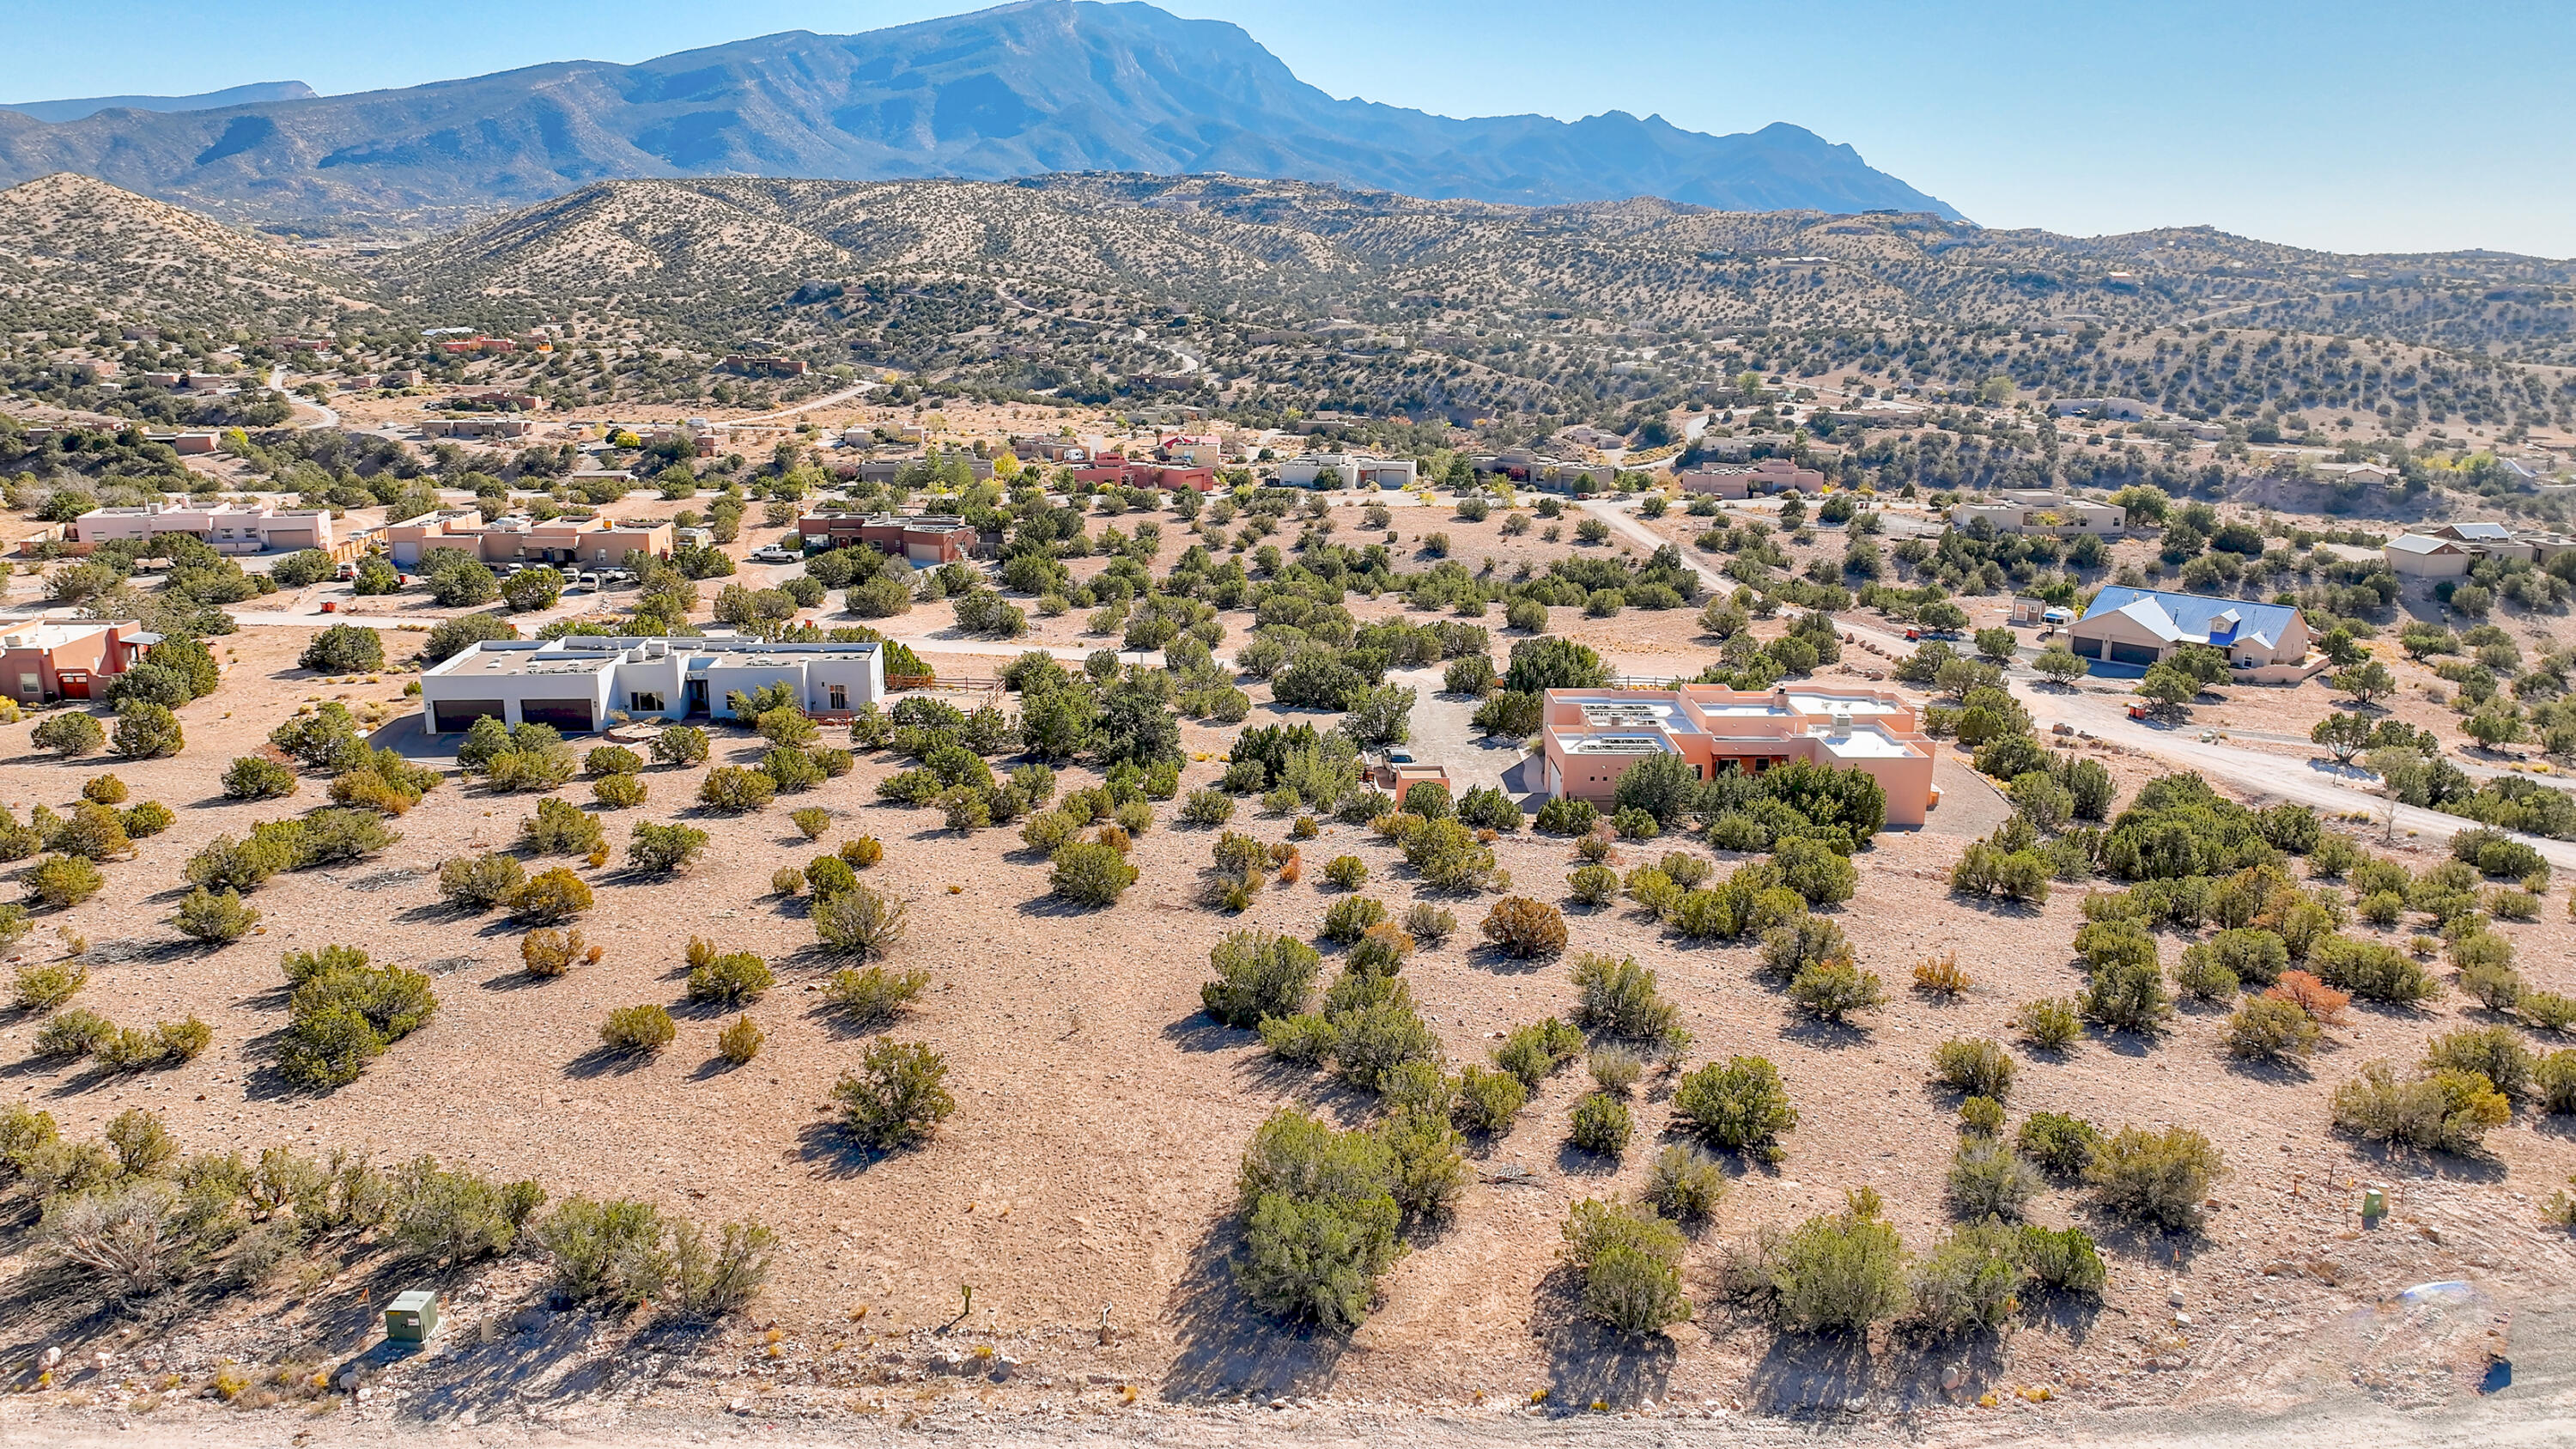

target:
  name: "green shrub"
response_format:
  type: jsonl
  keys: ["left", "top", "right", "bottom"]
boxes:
{"left": 1321, "top": 855, "right": 1368, "bottom": 889}
{"left": 1947, "top": 1138, "right": 2039, "bottom": 1221}
{"left": 1560, "top": 1198, "right": 1692, "bottom": 1334}
{"left": 2312, "top": 935, "right": 2440, "bottom": 1003}
{"left": 222, "top": 755, "right": 300, "bottom": 801}
{"left": 1049, "top": 841, "right": 1138, "bottom": 906}
{"left": 1644, "top": 1145, "right": 1729, "bottom": 1221}
{"left": 599, "top": 1004, "right": 677, "bottom": 1054}
{"left": 506, "top": 868, "right": 593, "bottom": 923}
{"left": 437, "top": 852, "right": 526, "bottom": 910}
{"left": 832, "top": 1040, "right": 956, "bottom": 1149}
{"left": 106, "top": 703, "right": 185, "bottom": 759}
{"left": 1569, "top": 1093, "right": 1633, "bottom": 1155}
{"left": 841, "top": 836, "right": 884, "bottom": 868}
{"left": 2535, "top": 1050, "right": 2576, "bottom": 1113}
{"left": 1233, "top": 1110, "right": 1405, "bottom": 1329}
{"left": 1451, "top": 1065, "right": 1528, "bottom": 1133}
{"left": 698, "top": 766, "right": 776, "bottom": 813}
{"left": 519, "top": 797, "right": 606, "bottom": 855}
{"left": 585, "top": 745, "right": 644, "bottom": 776}
{"left": 2171, "top": 947, "right": 2239, "bottom": 1003}
{"left": 2523, "top": 992, "right": 2576, "bottom": 1034}
{"left": 2016, "top": 1111, "right": 2103, "bottom": 1176}
{"left": 1929, "top": 1038, "right": 2016, "bottom": 1099}
{"left": 2014, "top": 997, "right": 2082, "bottom": 1051}
{"left": 1320, "top": 894, "right": 1387, "bottom": 943}
{"left": 1493, "top": 1018, "right": 1583, "bottom": 1088}
{"left": 1178, "top": 788, "right": 1235, "bottom": 827}
{"left": 814, "top": 884, "right": 908, "bottom": 959}
{"left": 2019, "top": 1224, "right": 2108, "bottom": 1294}
{"left": 1789, "top": 959, "right": 1886, "bottom": 1022}
{"left": 649, "top": 725, "right": 710, "bottom": 764}
{"left": 31, "top": 711, "right": 106, "bottom": 757}
{"left": 717, "top": 1014, "right": 764, "bottom": 1065}
{"left": 627, "top": 820, "right": 709, "bottom": 874}
{"left": 1908, "top": 1221, "right": 2026, "bottom": 1338}
{"left": 35, "top": 1008, "right": 115, "bottom": 1058}
{"left": 2082, "top": 959, "right": 2172, "bottom": 1033}
{"left": 12, "top": 961, "right": 86, "bottom": 1012}
{"left": 2423, "top": 1025, "right": 2536, "bottom": 1100}
{"left": 1673, "top": 1055, "right": 1797, "bottom": 1160}
{"left": 2225, "top": 995, "right": 2323, "bottom": 1062}
{"left": 173, "top": 887, "right": 259, "bottom": 943}
{"left": 2087, "top": 1125, "right": 2226, "bottom": 1228}
{"left": 1958, "top": 1095, "right": 2007, "bottom": 1135}
{"left": 118, "top": 801, "right": 173, "bottom": 838}
{"left": 687, "top": 951, "right": 775, "bottom": 1006}
{"left": 822, "top": 965, "right": 930, "bottom": 1026}
{"left": 1766, "top": 1196, "right": 1907, "bottom": 1333}
{"left": 1534, "top": 798, "right": 1598, "bottom": 836}
{"left": 1203, "top": 931, "right": 1321, "bottom": 1027}
{"left": 25, "top": 854, "right": 104, "bottom": 908}
{"left": 392, "top": 1156, "right": 544, "bottom": 1263}
{"left": 1566, "top": 863, "right": 1619, "bottom": 905}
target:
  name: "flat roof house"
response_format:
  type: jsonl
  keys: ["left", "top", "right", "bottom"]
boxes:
{"left": 2067, "top": 588, "right": 2318, "bottom": 681}
{"left": 74, "top": 502, "right": 335, "bottom": 555}
{"left": 1538, "top": 685, "right": 1939, "bottom": 827}
{"left": 1677, "top": 458, "right": 1826, "bottom": 498}
{"left": 381, "top": 512, "right": 674, "bottom": 568}
{"left": 1274, "top": 452, "right": 1418, "bottom": 490}
{"left": 419, "top": 636, "right": 886, "bottom": 735}
{"left": 796, "top": 512, "right": 979, "bottom": 564}
{"left": 0, "top": 622, "right": 155, "bottom": 704}
{"left": 1950, "top": 490, "right": 2123, "bottom": 537}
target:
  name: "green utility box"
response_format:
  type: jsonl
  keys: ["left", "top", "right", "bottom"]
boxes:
{"left": 385, "top": 1289, "right": 440, "bottom": 1343}
{"left": 2361, "top": 1188, "right": 2387, "bottom": 1222}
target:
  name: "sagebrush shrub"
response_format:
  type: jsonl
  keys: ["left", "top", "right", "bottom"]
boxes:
{"left": 519, "top": 928, "right": 592, "bottom": 977}
{"left": 841, "top": 836, "right": 884, "bottom": 868}
{"left": 2225, "top": 995, "right": 2321, "bottom": 1062}
{"left": 687, "top": 951, "right": 774, "bottom": 1005}
{"left": 438, "top": 853, "right": 525, "bottom": 910}
{"left": 1451, "top": 1065, "right": 1527, "bottom": 1133}
{"left": 1644, "top": 1145, "right": 1728, "bottom": 1221}
{"left": 1766, "top": 1197, "right": 1907, "bottom": 1333}
{"left": 173, "top": 887, "right": 260, "bottom": 943}
{"left": 1912, "top": 952, "right": 1971, "bottom": 995}
{"left": 1479, "top": 897, "right": 1567, "bottom": 958}
{"left": 2423, "top": 1025, "right": 2536, "bottom": 1100}
{"left": 1673, "top": 1056, "right": 1797, "bottom": 1160}
{"left": 717, "top": 1014, "right": 764, "bottom": 1065}
{"left": 1929, "top": 1038, "right": 2017, "bottom": 1099}
{"left": 599, "top": 1005, "right": 676, "bottom": 1055}
{"left": 814, "top": 884, "right": 908, "bottom": 958}
{"left": 1320, "top": 894, "right": 1387, "bottom": 943}
{"left": 1908, "top": 1221, "right": 2025, "bottom": 1338}
{"left": 1559, "top": 1198, "right": 1691, "bottom": 1334}
{"left": 823, "top": 965, "right": 929, "bottom": 1026}
{"left": 1947, "top": 1139, "right": 2039, "bottom": 1221}
{"left": 2017, "top": 1111, "right": 2102, "bottom": 1176}
{"left": 2087, "top": 1125, "right": 2226, "bottom": 1228}
{"left": 1565, "top": 864, "right": 1619, "bottom": 906}
{"left": 507, "top": 868, "right": 593, "bottom": 924}
{"left": 1569, "top": 1093, "right": 1633, "bottom": 1155}
{"left": 11, "top": 962, "right": 85, "bottom": 1013}
{"left": 832, "top": 1040, "right": 956, "bottom": 1148}
{"left": 1322, "top": 855, "right": 1368, "bottom": 889}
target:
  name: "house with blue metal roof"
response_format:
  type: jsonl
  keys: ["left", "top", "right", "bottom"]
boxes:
{"left": 2067, "top": 587, "right": 2321, "bottom": 682}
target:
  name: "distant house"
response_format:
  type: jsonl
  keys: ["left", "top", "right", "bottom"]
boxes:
{"left": 0, "top": 622, "right": 155, "bottom": 705}
{"left": 1157, "top": 433, "right": 1224, "bottom": 466}
{"left": 720, "top": 356, "right": 808, "bottom": 378}
{"left": 419, "top": 636, "right": 885, "bottom": 734}
{"left": 797, "top": 512, "right": 978, "bottom": 565}
{"left": 2383, "top": 533, "right": 2475, "bottom": 578}
{"left": 382, "top": 511, "right": 672, "bottom": 568}
{"left": 75, "top": 502, "right": 335, "bottom": 555}
{"left": 1538, "top": 685, "right": 1939, "bottom": 827}
{"left": 2049, "top": 397, "right": 2151, "bottom": 421}
{"left": 418, "top": 417, "right": 535, "bottom": 440}
{"left": 1678, "top": 458, "right": 1827, "bottom": 498}
{"left": 1949, "top": 490, "right": 2123, "bottom": 537}
{"left": 1072, "top": 455, "right": 1216, "bottom": 491}
{"left": 1274, "top": 452, "right": 1417, "bottom": 489}
{"left": 2067, "top": 587, "right": 2317, "bottom": 680}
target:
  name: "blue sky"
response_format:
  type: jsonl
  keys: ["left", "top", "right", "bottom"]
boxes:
{"left": 9, "top": 0, "right": 2573, "bottom": 257}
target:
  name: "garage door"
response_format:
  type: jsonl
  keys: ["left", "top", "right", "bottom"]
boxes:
{"left": 2108, "top": 642, "right": 2162, "bottom": 667}
{"left": 432, "top": 698, "right": 505, "bottom": 733}
{"left": 518, "top": 697, "right": 595, "bottom": 732}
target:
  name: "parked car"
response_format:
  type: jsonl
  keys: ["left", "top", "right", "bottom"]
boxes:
{"left": 747, "top": 545, "right": 797, "bottom": 563}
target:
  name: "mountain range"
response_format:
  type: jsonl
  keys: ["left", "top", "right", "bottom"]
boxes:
{"left": 0, "top": 81, "right": 315, "bottom": 125}
{"left": 0, "top": 1, "right": 1958, "bottom": 226}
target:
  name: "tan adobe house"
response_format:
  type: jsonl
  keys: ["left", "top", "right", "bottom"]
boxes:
{"left": 0, "top": 622, "right": 155, "bottom": 704}
{"left": 1538, "top": 685, "right": 1939, "bottom": 826}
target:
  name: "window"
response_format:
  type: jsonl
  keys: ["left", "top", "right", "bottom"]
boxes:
{"left": 629, "top": 691, "right": 665, "bottom": 712}
{"left": 827, "top": 684, "right": 848, "bottom": 711}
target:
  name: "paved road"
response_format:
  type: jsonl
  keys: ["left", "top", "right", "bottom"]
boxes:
{"left": 270, "top": 366, "right": 341, "bottom": 429}
{"left": 730, "top": 381, "right": 878, "bottom": 424}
